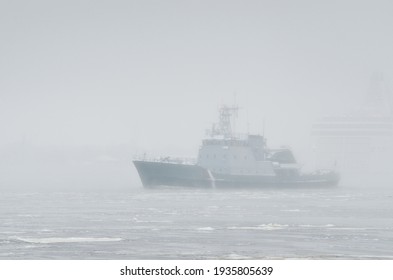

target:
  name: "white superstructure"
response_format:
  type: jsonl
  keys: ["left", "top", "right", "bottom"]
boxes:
{"left": 312, "top": 74, "right": 393, "bottom": 183}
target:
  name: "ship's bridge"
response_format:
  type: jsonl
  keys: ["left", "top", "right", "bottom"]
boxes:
{"left": 197, "top": 134, "right": 271, "bottom": 175}
{"left": 202, "top": 138, "right": 248, "bottom": 147}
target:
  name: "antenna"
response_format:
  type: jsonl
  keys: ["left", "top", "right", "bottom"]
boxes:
{"left": 209, "top": 105, "right": 239, "bottom": 138}
{"left": 246, "top": 109, "right": 249, "bottom": 134}
{"left": 233, "top": 92, "right": 237, "bottom": 134}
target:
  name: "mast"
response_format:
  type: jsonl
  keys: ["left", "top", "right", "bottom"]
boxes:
{"left": 209, "top": 105, "right": 239, "bottom": 139}
{"left": 363, "top": 72, "right": 392, "bottom": 116}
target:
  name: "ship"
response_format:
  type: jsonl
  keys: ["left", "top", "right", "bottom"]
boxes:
{"left": 133, "top": 105, "right": 339, "bottom": 188}
{"left": 311, "top": 73, "right": 393, "bottom": 184}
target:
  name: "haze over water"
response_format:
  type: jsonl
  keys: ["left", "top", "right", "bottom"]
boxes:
{"left": 1, "top": 1, "right": 393, "bottom": 260}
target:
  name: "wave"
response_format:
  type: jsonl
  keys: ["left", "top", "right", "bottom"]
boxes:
{"left": 228, "top": 223, "right": 288, "bottom": 231}
{"left": 298, "top": 224, "right": 377, "bottom": 231}
{"left": 224, "top": 253, "right": 252, "bottom": 259}
{"left": 299, "top": 224, "right": 335, "bottom": 228}
{"left": 197, "top": 227, "right": 214, "bottom": 231}
{"left": 14, "top": 237, "right": 123, "bottom": 244}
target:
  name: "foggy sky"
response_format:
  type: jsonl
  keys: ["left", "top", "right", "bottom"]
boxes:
{"left": 1, "top": 1, "right": 393, "bottom": 173}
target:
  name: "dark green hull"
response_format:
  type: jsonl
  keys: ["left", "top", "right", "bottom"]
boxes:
{"left": 133, "top": 161, "right": 213, "bottom": 188}
{"left": 133, "top": 161, "right": 340, "bottom": 188}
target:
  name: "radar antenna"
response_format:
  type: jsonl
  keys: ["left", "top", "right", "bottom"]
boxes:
{"left": 210, "top": 105, "right": 239, "bottom": 138}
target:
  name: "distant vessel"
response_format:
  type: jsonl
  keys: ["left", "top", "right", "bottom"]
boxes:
{"left": 312, "top": 73, "right": 393, "bottom": 184}
{"left": 134, "top": 105, "right": 339, "bottom": 188}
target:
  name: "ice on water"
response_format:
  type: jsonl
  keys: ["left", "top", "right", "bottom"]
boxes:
{"left": 0, "top": 186, "right": 392, "bottom": 259}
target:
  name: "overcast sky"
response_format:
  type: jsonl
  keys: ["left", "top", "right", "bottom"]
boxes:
{"left": 1, "top": 0, "right": 393, "bottom": 156}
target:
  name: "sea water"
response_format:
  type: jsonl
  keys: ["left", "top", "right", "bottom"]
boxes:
{"left": 0, "top": 185, "right": 392, "bottom": 259}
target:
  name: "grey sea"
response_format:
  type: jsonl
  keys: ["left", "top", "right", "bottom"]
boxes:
{"left": 1, "top": 185, "right": 392, "bottom": 260}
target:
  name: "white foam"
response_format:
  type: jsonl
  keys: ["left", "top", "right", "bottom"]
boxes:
{"left": 228, "top": 223, "right": 288, "bottom": 231}
{"left": 225, "top": 253, "right": 251, "bottom": 259}
{"left": 197, "top": 227, "right": 214, "bottom": 231}
{"left": 131, "top": 217, "right": 172, "bottom": 223}
{"left": 15, "top": 237, "right": 122, "bottom": 244}
{"left": 328, "top": 227, "right": 369, "bottom": 231}
{"left": 300, "top": 224, "right": 335, "bottom": 228}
